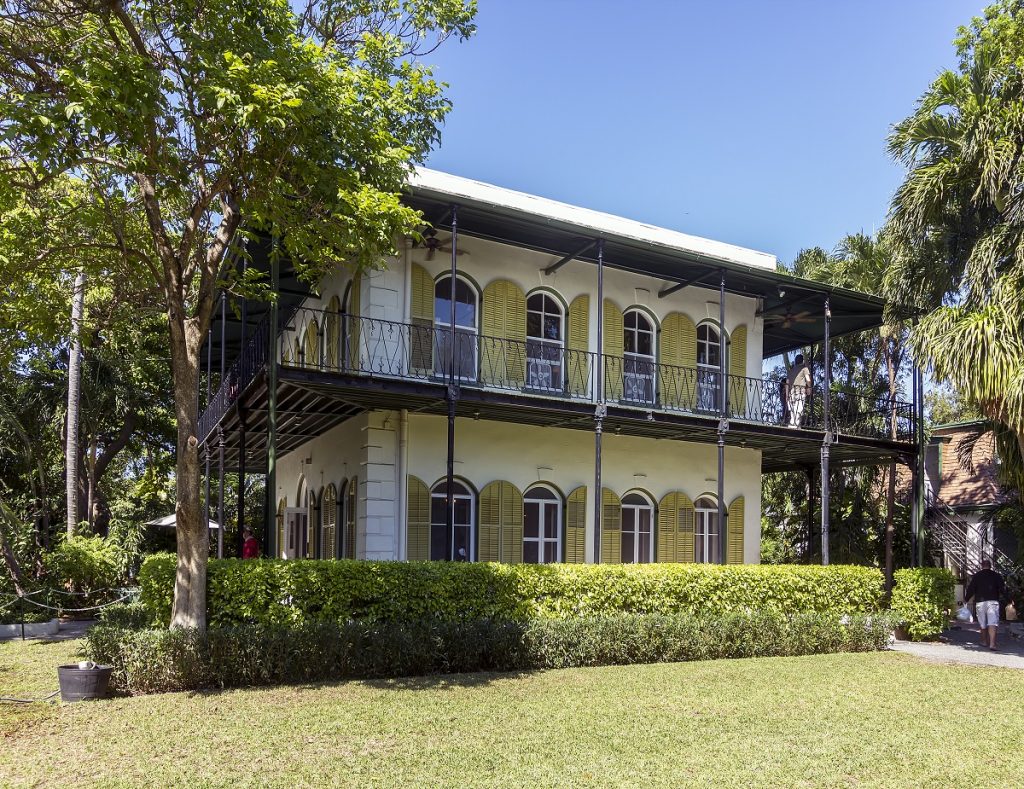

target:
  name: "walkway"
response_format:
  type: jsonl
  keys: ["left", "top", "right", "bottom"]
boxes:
{"left": 892, "top": 622, "right": 1024, "bottom": 669}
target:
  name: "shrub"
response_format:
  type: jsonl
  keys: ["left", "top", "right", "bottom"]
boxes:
{"left": 890, "top": 568, "right": 956, "bottom": 641}
{"left": 43, "top": 535, "right": 125, "bottom": 605}
{"left": 97, "top": 601, "right": 153, "bottom": 630}
{"left": 86, "top": 611, "right": 894, "bottom": 695}
{"left": 139, "top": 554, "right": 885, "bottom": 627}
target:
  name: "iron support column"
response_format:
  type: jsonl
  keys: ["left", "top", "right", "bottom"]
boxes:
{"left": 237, "top": 258, "right": 248, "bottom": 557}
{"left": 265, "top": 240, "right": 280, "bottom": 558}
{"left": 717, "top": 269, "right": 727, "bottom": 564}
{"left": 203, "top": 329, "right": 212, "bottom": 538}
{"left": 820, "top": 297, "right": 832, "bottom": 565}
{"left": 445, "top": 204, "right": 459, "bottom": 560}
{"left": 217, "top": 293, "right": 227, "bottom": 558}
{"left": 593, "top": 238, "right": 605, "bottom": 564}
{"left": 911, "top": 360, "right": 926, "bottom": 566}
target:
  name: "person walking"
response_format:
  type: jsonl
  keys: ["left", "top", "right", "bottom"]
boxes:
{"left": 786, "top": 354, "right": 811, "bottom": 428}
{"left": 965, "top": 559, "right": 1005, "bottom": 650}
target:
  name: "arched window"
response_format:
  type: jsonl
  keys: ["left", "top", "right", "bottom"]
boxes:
{"left": 523, "top": 485, "right": 561, "bottom": 563}
{"left": 621, "top": 492, "right": 654, "bottom": 563}
{"left": 342, "top": 478, "right": 357, "bottom": 559}
{"left": 434, "top": 275, "right": 478, "bottom": 381}
{"left": 526, "top": 293, "right": 564, "bottom": 391}
{"left": 623, "top": 309, "right": 656, "bottom": 404}
{"left": 430, "top": 479, "right": 475, "bottom": 561}
{"left": 697, "top": 323, "right": 722, "bottom": 411}
{"left": 321, "top": 484, "right": 337, "bottom": 559}
{"left": 695, "top": 496, "right": 723, "bottom": 563}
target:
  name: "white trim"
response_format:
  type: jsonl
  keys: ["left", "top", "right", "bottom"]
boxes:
{"left": 523, "top": 484, "right": 562, "bottom": 564}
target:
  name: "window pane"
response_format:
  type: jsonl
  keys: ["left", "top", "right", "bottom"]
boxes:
{"left": 430, "top": 524, "right": 447, "bottom": 561}
{"left": 637, "top": 331, "right": 652, "bottom": 356}
{"left": 625, "top": 311, "right": 637, "bottom": 329}
{"left": 527, "top": 294, "right": 545, "bottom": 311}
{"left": 524, "top": 503, "right": 539, "bottom": 538}
{"left": 454, "top": 498, "right": 471, "bottom": 525}
{"left": 527, "top": 487, "right": 556, "bottom": 501}
{"left": 544, "top": 315, "right": 561, "bottom": 341}
{"left": 622, "top": 508, "right": 636, "bottom": 534}
{"left": 638, "top": 532, "right": 651, "bottom": 563}
{"left": 544, "top": 505, "right": 558, "bottom": 538}
{"left": 623, "top": 494, "right": 647, "bottom": 507}
{"left": 524, "top": 541, "right": 539, "bottom": 563}
{"left": 543, "top": 542, "right": 558, "bottom": 563}
{"left": 454, "top": 525, "right": 471, "bottom": 561}
{"left": 621, "top": 532, "right": 635, "bottom": 563}
{"left": 638, "top": 509, "right": 651, "bottom": 533}
{"left": 431, "top": 497, "right": 445, "bottom": 524}
{"left": 624, "top": 329, "right": 636, "bottom": 354}
{"left": 527, "top": 312, "right": 542, "bottom": 337}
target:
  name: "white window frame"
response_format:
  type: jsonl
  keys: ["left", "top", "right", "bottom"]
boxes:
{"left": 434, "top": 275, "right": 479, "bottom": 383}
{"left": 526, "top": 292, "right": 565, "bottom": 392}
{"left": 696, "top": 322, "right": 723, "bottom": 412}
{"left": 695, "top": 496, "right": 722, "bottom": 564}
{"left": 623, "top": 309, "right": 656, "bottom": 405}
{"left": 621, "top": 492, "right": 654, "bottom": 563}
{"left": 430, "top": 480, "right": 476, "bottom": 561}
{"left": 523, "top": 485, "right": 562, "bottom": 563}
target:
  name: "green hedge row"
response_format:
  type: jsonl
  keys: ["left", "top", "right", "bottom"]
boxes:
{"left": 890, "top": 567, "right": 956, "bottom": 641}
{"left": 139, "top": 555, "right": 886, "bottom": 626}
{"left": 86, "top": 611, "right": 895, "bottom": 694}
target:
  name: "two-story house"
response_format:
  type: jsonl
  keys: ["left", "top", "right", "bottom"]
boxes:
{"left": 199, "top": 170, "right": 920, "bottom": 566}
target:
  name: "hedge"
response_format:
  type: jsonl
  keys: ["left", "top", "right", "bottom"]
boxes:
{"left": 139, "top": 554, "right": 885, "bottom": 626}
{"left": 890, "top": 567, "right": 956, "bottom": 641}
{"left": 86, "top": 611, "right": 895, "bottom": 695}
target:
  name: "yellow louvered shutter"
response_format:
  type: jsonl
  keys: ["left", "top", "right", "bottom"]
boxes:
{"left": 325, "top": 296, "right": 341, "bottom": 371}
{"left": 481, "top": 280, "right": 527, "bottom": 387}
{"left": 281, "top": 341, "right": 291, "bottom": 365}
{"left": 602, "top": 299, "right": 624, "bottom": 401}
{"left": 308, "top": 489, "right": 319, "bottom": 558}
{"left": 660, "top": 312, "right": 698, "bottom": 410}
{"left": 304, "top": 317, "right": 320, "bottom": 370}
{"left": 657, "top": 491, "right": 696, "bottom": 562}
{"left": 406, "top": 475, "right": 430, "bottom": 561}
{"left": 600, "top": 488, "right": 621, "bottom": 564}
{"left": 565, "top": 486, "right": 587, "bottom": 563}
{"left": 567, "top": 295, "right": 590, "bottom": 397}
{"left": 292, "top": 338, "right": 301, "bottom": 367}
{"left": 346, "top": 273, "right": 361, "bottom": 371}
{"left": 322, "top": 484, "right": 337, "bottom": 559}
{"left": 410, "top": 263, "right": 434, "bottom": 374}
{"left": 479, "top": 481, "right": 524, "bottom": 563}
{"left": 728, "top": 325, "right": 748, "bottom": 418}
{"left": 727, "top": 495, "right": 745, "bottom": 564}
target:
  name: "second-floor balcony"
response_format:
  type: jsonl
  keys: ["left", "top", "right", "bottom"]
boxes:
{"left": 199, "top": 306, "right": 916, "bottom": 447}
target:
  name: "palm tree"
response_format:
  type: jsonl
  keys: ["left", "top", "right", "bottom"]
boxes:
{"left": 885, "top": 0, "right": 1024, "bottom": 486}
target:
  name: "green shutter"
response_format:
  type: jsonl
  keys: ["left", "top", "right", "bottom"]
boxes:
{"left": 276, "top": 498, "right": 286, "bottom": 560}
{"left": 727, "top": 495, "right": 745, "bottom": 565}
{"left": 657, "top": 491, "right": 695, "bottom": 563}
{"left": 407, "top": 475, "right": 430, "bottom": 561}
{"left": 308, "top": 489, "right": 320, "bottom": 558}
{"left": 345, "top": 477, "right": 357, "bottom": 559}
{"left": 480, "top": 480, "right": 523, "bottom": 563}
{"left": 600, "top": 488, "right": 621, "bottom": 564}
{"left": 728, "top": 325, "right": 748, "bottom": 418}
{"left": 325, "top": 296, "right": 341, "bottom": 370}
{"left": 565, "top": 486, "right": 587, "bottom": 563}
{"left": 659, "top": 312, "right": 698, "bottom": 410}
{"left": 567, "top": 295, "right": 590, "bottom": 397}
{"left": 603, "top": 299, "right": 624, "bottom": 401}
{"left": 410, "top": 263, "right": 434, "bottom": 374}
{"left": 481, "top": 280, "right": 527, "bottom": 387}
{"left": 346, "top": 273, "right": 361, "bottom": 371}
{"left": 304, "top": 317, "right": 320, "bottom": 370}
{"left": 322, "top": 484, "right": 337, "bottom": 559}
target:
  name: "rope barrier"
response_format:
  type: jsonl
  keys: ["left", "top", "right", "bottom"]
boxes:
{"left": 19, "top": 591, "right": 134, "bottom": 614}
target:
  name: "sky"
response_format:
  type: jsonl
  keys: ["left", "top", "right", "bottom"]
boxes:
{"left": 423, "top": 1, "right": 987, "bottom": 266}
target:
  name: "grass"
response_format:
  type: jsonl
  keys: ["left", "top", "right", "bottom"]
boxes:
{"left": 2, "top": 636, "right": 1023, "bottom": 788}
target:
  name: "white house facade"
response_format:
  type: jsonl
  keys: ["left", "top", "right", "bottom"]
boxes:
{"left": 199, "top": 170, "right": 921, "bottom": 567}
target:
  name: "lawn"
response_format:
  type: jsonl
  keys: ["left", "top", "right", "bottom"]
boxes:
{"left": 2, "top": 636, "right": 1022, "bottom": 788}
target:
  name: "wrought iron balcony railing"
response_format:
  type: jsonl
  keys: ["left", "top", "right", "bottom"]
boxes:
{"left": 198, "top": 307, "right": 917, "bottom": 444}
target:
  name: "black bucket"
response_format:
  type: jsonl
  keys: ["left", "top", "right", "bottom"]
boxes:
{"left": 57, "top": 664, "right": 113, "bottom": 702}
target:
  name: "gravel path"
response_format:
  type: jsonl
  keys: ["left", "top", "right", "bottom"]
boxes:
{"left": 892, "top": 622, "right": 1024, "bottom": 669}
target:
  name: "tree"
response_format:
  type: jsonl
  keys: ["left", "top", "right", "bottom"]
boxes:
{"left": 65, "top": 270, "right": 85, "bottom": 535}
{"left": 0, "top": 0, "right": 476, "bottom": 628}
{"left": 886, "top": 0, "right": 1024, "bottom": 490}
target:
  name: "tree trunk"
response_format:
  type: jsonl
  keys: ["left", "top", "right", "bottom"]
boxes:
{"left": 168, "top": 310, "right": 207, "bottom": 630}
{"left": 65, "top": 270, "right": 86, "bottom": 536}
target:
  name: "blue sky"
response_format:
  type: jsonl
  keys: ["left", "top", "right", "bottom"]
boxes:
{"left": 424, "top": 1, "right": 986, "bottom": 266}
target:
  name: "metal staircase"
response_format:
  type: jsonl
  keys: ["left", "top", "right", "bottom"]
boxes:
{"left": 925, "top": 497, "right": 1016, "bottom": 582}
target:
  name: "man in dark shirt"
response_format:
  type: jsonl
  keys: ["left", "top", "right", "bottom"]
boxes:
{"left": 965, "top": 559, "right": 1005, "bottom": 650}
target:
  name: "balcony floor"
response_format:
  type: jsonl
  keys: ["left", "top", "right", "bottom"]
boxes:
{"left": 207, "top": 365, "right": 917, "bottom": 475}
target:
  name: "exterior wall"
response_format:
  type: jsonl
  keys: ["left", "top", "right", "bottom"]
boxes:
{"left": 282, "top": 233, "right": 764, "bottom": 375}
{"left": 929, "top": 425, "right": 1005, "bottom": 509}
{"left": 276, "top": 409, "right": 763, "bottom": 564}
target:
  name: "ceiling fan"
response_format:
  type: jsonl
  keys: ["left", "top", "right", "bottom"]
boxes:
{"left": 761, "top": 309, "right": 817, "bottom": 329}
{"left": 417, "top": 228, "right": 470, "bottom": 261}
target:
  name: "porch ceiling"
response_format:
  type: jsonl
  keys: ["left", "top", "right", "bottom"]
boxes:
{"left": 210, "top": 369, "right": 915, "bottom": 475}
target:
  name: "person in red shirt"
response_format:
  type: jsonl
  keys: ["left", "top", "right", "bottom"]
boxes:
{"left": 241, "top": 527, "right": 260, "bottom": 559}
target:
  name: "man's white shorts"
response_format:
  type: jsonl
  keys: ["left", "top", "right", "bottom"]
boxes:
{"left": 977, "top": 600, "right": 1000, "bottom": 629}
